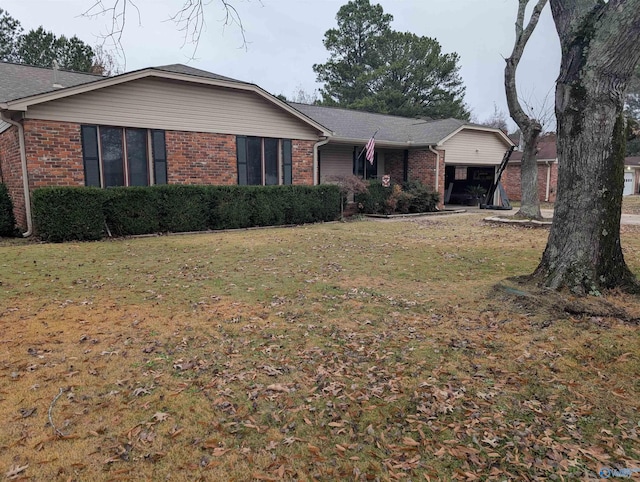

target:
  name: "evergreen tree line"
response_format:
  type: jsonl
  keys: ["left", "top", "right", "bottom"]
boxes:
{"left": 0, "top": 8, "right": 98, "bottom": 73}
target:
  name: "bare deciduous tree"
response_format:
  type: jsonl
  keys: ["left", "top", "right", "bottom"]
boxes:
{"left": 531, "top": 0, "right": 640, "bottom": 294}
{"left": 504, "top": 0, "right": 548, "bottom": 220}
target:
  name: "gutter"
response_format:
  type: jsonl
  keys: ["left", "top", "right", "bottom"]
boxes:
{"left": 1, "top": 112, "right": 32, "bottom": 237}
{"left": 545, "top": 160, "right": 551, "bottom": 202}
{"left": 428, "top": 146, "right": 440, "bottom": 194}
{"left": 313, "top": 137, "right": 330, "bottom": 185}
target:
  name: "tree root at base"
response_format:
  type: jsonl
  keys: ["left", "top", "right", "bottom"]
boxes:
{"left": 492, "top": 278, "right": 640, "bottom": 325}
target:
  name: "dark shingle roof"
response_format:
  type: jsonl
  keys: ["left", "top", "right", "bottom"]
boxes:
{"left": 510, "top": 133, "right": 557, "bottom": 161}
{"left": 626, "top": 156, "right": 640, "bottom": 167}
{"left": 0, "top": 62, "right": 102, "bottom": 103}
{"left": 0, "top": 62, "right": 246, "bottom": 105}
{"left": 289, "top": 102, "right": 466, "bottom": 145}
{"left": 152, "top": 64, "right": 245, "bottom": 84}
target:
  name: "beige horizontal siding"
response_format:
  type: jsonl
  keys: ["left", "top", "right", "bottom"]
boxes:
{"left": 0, "top": 120, "right": 10, "bottom": 133}
{"left": 25, "top": 77, "right": 321, "bottom": 140}
{"left": 441, "top": 129, "right": 510, "bottom": 165}
{"left": 319, "top": 146, "right": 353, "bottom": 181}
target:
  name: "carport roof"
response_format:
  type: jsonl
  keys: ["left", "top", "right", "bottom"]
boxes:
{"left": 290, "top": 102, "right": 466, "bottom": 145}
{"left": 289, "top": 102, "right": 510, "bottom": 147}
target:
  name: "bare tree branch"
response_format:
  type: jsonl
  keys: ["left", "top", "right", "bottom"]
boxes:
{"left": 81, "top": 0, "right": 257, "bottom": 65}
{"left": 505, "top": 0, "right": 548, "bottom": 130}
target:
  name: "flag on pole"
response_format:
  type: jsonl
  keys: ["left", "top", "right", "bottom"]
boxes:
{"left": 365, "top": 136, "right": 376, "bottom": 165}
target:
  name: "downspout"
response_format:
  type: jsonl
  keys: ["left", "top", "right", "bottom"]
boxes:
{"left": 428, "top": 146, "right": 440, "bottom": 193}
{"left": 313, "top": 137, "right": 330, "bottom": 185}
{"left": 545, "top": 160, "right": 551, "bottom": 202}
{"left": 1, "top": 112, "right": 32, "bottom": 237}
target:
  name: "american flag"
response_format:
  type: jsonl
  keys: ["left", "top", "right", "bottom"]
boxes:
{"left": 365, "top": 136, "right": 376, "bottom": 165}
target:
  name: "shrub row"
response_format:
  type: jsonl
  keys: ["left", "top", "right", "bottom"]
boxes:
{"left": 355, "top": 180, "right": 439, "bottom": 215}
{"left": 0, "top": 183, "right": 17, "bottom": 237}
{"left": 32, "top": 184, "right": 341, "bottom": 242}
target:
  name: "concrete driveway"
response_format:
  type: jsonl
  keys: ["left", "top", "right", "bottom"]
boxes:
{"left": 539, "top": 209, "right": 640, "bottom": 226}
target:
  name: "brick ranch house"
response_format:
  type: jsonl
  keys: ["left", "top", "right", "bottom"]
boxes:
{"left": 0, "top": 62, "right": 513, "bottom": 235}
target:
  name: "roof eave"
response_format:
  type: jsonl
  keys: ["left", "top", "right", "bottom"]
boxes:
{"left": 328, "top": 136, "right": 435, "bottom": 148}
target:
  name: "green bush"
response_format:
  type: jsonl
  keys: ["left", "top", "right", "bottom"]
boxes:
{"left": 104, "top": 187, "right": 160, "bottom": 236}
{"left": 32, "top": 187, "right": 106, "bottom": 242}
{"left": 32, "top": 184, "right": 341, "bottom": 242}
{"left": 155, "top": 185, "right": 209, "bottom": 233}
{"left": 356, "top": 180, "right": 439, "bottom": 215}
{"left": 403, "top": 180, "right": 439, "bottom": 213}
{"left": 0, "top": 183, "right": 17, "bottom": 237}
{"left": 355, "top": 180, "right": 392, "bottom": 214}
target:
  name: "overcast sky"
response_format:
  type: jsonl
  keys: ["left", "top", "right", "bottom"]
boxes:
{"left": 3, "top": 0, "right": 561, "bottom": 128}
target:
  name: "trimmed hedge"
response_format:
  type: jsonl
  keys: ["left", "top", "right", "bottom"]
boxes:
{"left": 0, "top": 183, "right": 17, "bottom": 237}
{"left": 32, "top": 184, "right": 341, "bottom": 242}
{"left": 32, "top": 187, "right": 106, "bottom": 242}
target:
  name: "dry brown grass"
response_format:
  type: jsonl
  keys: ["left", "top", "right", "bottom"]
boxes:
{"left": 623, "top": 195, "right": 640, "bottom": 215}
{"left": 0, "top": 215, "right": 639, "bottom": 480}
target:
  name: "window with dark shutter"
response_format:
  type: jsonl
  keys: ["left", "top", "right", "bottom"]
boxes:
{"left": 282, "top": 140, "right": 292, "bottom": 185}
{"left": 237, "top": 136, "right": 247, "bottom": 185}
{"left": 151, "top": 130, "right": 167, "bottom": 185}
{"left": 81, "top": 126, "right": 100, "bottom": 187}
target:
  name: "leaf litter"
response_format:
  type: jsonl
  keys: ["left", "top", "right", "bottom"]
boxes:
{"left": 0, "top": 215, "right": 638, "bottom": 480}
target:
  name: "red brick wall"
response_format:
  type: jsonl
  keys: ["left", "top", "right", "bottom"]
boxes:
{"left": 0, "top": 126, "right": 25, "bottom": 229}
{"left": 24, "top": 120, "right": 85, "bottom": 189}
{"left": 503, "top": 162, "right": 558, "bottom": 202}
{"left": 408, "top": 149, "right": 445, "bottom": 208}
{"left": 166, "top": 131, "right": 237, "bottom": 185}
{"left": 385, "top": 150, "right": 405, "bottom": 184}
{"left": 292, "top": 140, "right": 315, "bottom": 185}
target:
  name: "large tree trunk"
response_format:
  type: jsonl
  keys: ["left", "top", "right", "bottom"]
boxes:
{"left": 532, "top": 0, "right": 640, "bottom": 294}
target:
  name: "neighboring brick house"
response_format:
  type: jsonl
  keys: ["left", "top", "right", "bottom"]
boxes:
{"left": 0, "top": 61, "right": 513, "bottom": 235}
{"left": 502, "top": 133, "right": 559, "bottom": 203}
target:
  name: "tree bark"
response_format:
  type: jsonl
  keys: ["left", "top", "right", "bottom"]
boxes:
{"left": 532, "top": 0, "right": 640, "bottom": 294}
{"left": 504, "top": 0, "right": 547, "bottom": 220}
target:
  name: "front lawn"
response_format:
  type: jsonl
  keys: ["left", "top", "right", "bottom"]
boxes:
{"left": 0, "top": 215, "right": 638, "bottom": 480}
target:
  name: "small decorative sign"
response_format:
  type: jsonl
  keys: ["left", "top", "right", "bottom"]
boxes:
{"left": 382, "top": 175, "right": 391, "bottom": 187}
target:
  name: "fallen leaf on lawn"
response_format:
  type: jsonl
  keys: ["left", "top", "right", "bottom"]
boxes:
{"left": 402, "top": 437, "right": 420, "bottom": 447}
{"left": 265, "top": 383, "right": 290, "bottom": 393}
{"left": 307, "top": 443, "right": 320, "bottom": 455}
{"left": 152, "top": 412, "right": 169, "bottom": 422}
{"left": 6, "top": 464, "right": 28, "bottom": 479}
{"left": 252, "top": 474, "right": 277, "bottom": 481}
{"left": 19, "top": 407, "right": 36, "bottom": 418}
{"left": 211, "top": 448, "right": 231, "bottom": 457}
